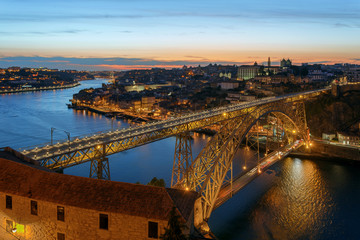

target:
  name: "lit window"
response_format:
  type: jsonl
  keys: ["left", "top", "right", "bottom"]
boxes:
{"left": 31, "top": 200, "right": 38, "bottom": 215}
{"left": 57, "top": 206, "right": 65, "bottom": 221}
{"left": 15, "top": 223, "right": 24, "bottom": 233}
{"left": 6, "top": 195, "right": 12, "bottom": 210}
{"left": 57, "top": 232, "right": 65, "bottom": 240}
{"left": 148, "top": 221, "right": 158, "bottom": 239}
{"left": 99, "top": 214, "right": 108, "bottom": 230}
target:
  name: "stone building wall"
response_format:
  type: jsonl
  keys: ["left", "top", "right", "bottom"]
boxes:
{"left": 0, "top": 194, "right": 167, "bottom": 240}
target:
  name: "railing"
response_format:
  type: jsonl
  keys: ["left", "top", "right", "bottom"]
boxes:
{"left": 20, "top": 87, "right": 327, "bottom": 151}
{"left": 19, "top": 87, "right": 329, "bottom": 162}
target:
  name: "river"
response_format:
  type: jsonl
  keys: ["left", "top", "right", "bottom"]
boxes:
{"left": 0, "top": 79, "right": 359, "bottom": 239}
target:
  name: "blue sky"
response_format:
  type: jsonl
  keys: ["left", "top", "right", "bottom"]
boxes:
{"left": 0, "top": 0, "right": 359, "bottom": 70}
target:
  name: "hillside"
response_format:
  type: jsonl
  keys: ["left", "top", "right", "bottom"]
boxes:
{"left": 306, "top": 91, "right": 360, "bottom": 137}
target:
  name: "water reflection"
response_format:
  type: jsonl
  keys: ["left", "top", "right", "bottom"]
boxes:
{"left": 1, "top": 79, "right": 359, "bottom": 240}
{"left": 251, "top": 158, "right": 335, "bottom": 239}
{"left": 208, "top": 157, "right": 360, "bottom": 240}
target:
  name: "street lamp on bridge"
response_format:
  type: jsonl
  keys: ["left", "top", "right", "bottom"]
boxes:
{"left": 51, "top": 127, "right": 56, "bottom": 145}
{"left": 64, "top": 131, "right": 71, "bottom": 150}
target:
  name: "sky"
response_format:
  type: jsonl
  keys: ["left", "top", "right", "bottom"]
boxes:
{"left": 0, "top": 0, "right": 359, "bottom": 70}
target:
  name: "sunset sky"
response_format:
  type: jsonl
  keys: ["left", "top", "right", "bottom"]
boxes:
{"left": 1, "top": 0, "right": 359, "bottom": 70}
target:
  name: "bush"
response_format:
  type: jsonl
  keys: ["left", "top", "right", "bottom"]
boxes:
{"left": 147, "top": 177, "right": 166, "bottom": 187}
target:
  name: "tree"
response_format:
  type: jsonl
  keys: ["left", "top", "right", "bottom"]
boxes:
{"left": 161, "top": 207, "right": 188, "bottom": 240}
{"left": 147, "top": 177, "right": 166, "bottom": 187}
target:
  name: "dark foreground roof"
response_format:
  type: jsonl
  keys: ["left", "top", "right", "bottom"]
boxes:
{"left": 0, "top": 158, "right": 198, "bottom": 221}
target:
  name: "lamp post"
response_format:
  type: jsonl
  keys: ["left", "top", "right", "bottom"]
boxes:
{"left": 64, "top": 131, "right": 71, "bottom": 150}
{"left": 51, "top": 127, "right": 56, "bottom": 145}
{"left": 111, "top": 117, "right": 114, "bottom": 131}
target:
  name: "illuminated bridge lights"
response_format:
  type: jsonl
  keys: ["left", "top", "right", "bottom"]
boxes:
{"left": 20, "top": 87, "right": 328, "bottom": 170}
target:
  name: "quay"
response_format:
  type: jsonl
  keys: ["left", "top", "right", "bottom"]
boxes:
{"left": 0, "top": 82, "right": 80, "bottom": 94}
{"left": 290, "top": 139, "right": 360, "bottom": 163}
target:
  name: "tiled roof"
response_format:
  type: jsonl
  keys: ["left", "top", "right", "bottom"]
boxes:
{"left": 0, "top": 158, "right": 198, "bottom": 221}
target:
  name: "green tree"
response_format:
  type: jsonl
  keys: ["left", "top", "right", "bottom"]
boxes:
{"left": 161, "top": 207, "right": 188, "bottom": 240}
{"left": 147, "top": 177, "right": 166, "bottom": 187}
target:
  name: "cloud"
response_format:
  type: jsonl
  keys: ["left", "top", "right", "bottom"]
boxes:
{"left": 0, "top": 56, "right": 358, "bottom": 71}
{"left": 0, "top": 14, "right": 148, "bottom": 23}
{"left": 117, "top": 30, "right": 133, "bottom": 33}
{"left": 0, "top": 30, "right": 85, "bottom": 36}
{"left": 0, "top": 56, "right": 250, "bottom": 71}
{"left": 308, "top": 61, "right": 332, "bottom": 64}
{"left": 69, "top": 64, "right": 184, "bottom": 70}
{"left": 333, "top": 22, "right": 360, "bottom": 28}
{"left": 1, "top": 7, "right": 359, "bottom": 23}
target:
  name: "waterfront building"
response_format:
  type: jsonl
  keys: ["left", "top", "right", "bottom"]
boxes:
{"left": 141, "top": 96, "right": 156, "bottom": 111}
{"left": 322, "top": 133, "right": 336, "bottom": 141}
{"left": 337, "top": 132, "right": 360, "bottom": 145}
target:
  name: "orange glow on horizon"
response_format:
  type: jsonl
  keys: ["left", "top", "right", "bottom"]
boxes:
{"left": 1, "top": 48, "right": 360, "bottom": 71}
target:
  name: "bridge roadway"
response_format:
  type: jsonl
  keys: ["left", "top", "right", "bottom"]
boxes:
{"left": 20, "top": 87, "right": 329, "bottom": 169}
{"left": 214, "top": 140, "right": 303, "bottom": 209}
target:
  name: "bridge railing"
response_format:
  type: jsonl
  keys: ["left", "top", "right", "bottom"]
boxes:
{"left": 19, "top": 87, "right": 330, "bottom": 153}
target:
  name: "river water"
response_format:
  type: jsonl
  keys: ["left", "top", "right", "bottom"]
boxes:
{"left": 0, "top": 79, "right": 359, "bottom": 239}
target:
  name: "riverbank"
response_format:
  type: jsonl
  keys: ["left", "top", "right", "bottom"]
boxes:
{"left": 0, "top": 82, "right": 80, "bottom": 94}
{"left": 289, "top": 151, "right": 360, "bottom": 165}
{"left": 69, "top": 104, "right": 157, "bottom": 123}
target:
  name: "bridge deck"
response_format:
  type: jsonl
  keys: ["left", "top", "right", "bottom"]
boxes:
{"left": 20, "top": 87, "right": 327, "bottom": 169}
{"left": 214, "top": 141, "right": 303, "bottom": 209}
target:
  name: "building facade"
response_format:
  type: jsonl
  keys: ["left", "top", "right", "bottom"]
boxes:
{"left": 237, "top": 66, "right": 260, "bottom": 81}
{"left": 0, "top": 157, "right": 198, "bottom": 240}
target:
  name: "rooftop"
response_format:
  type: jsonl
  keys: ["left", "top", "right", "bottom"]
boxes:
{"left": 0, "top": 156, "right": 198, "bottom": 221}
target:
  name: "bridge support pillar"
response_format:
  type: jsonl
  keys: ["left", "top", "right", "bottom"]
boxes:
{"left": 171, "top": 131, "right": 193, "bottom": 188}
{"left": 90, "top": 144, "right": 110, "bottom": 180}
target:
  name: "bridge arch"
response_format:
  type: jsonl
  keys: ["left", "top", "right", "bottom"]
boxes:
{"left": 179, "top": 100, "right": 308, "bottom": 231}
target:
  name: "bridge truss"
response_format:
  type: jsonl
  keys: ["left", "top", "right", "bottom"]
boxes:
{"left": 20, "top": 89, "right": 323, "bottom": 199}
{"left": 171, "top": 99, "right": 309, "bottom": 231}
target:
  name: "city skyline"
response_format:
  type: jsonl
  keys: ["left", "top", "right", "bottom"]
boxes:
{"left": 1, "top": 0, "right": 359, "bottom": 70}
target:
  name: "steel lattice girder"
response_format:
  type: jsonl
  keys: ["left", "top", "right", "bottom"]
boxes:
{"left": 89, "top": 144, "right": 110, "bottom": 180}
{"left": 90, "top": 158, "right": 110, "bottom": 180}
{"left": 38, "top": 107, "right": 252, "bottom": 169}
{"left": 31, "top": 98, "right": 308, "bottom": 170}
{"left": 23, "top": 88, "right": 325, "bottom": 168}
{"left": 185, "top": 100, "right": 308, "bottom": 225}
{"left": 171, "top": 132, "right": 193, "bottom": 188}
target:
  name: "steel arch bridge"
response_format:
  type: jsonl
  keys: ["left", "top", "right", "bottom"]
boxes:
{"left": 170, "top": 99, "right": 309, "bottom": 231}
{"left": 18, "top": 88, "right": 328, "bottom": 229}
{"left": 20, "top": 88, "right": 325, "bottom": 171}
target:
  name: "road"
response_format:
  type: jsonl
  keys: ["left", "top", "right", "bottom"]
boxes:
{"left": 215, "top": 140, "right": 303, "bottom": 208}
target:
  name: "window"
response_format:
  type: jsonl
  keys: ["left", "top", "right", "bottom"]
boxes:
{"left": 57, "top": 232, "right": 65, "bottom": 240}
{"left": 148, "top": 221, "right": 158, "bottom": 239}
{"left": 31, "top": 200, "right": 38, "bottom": 215}
{"left": 99, "top": 214, "right": 108, "bottom": 230}
{"left": 57, "top": 206, "right": 65, "bottom": 221}
{"left": 6, "top": 195, "right": 12, "bottom": 210}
